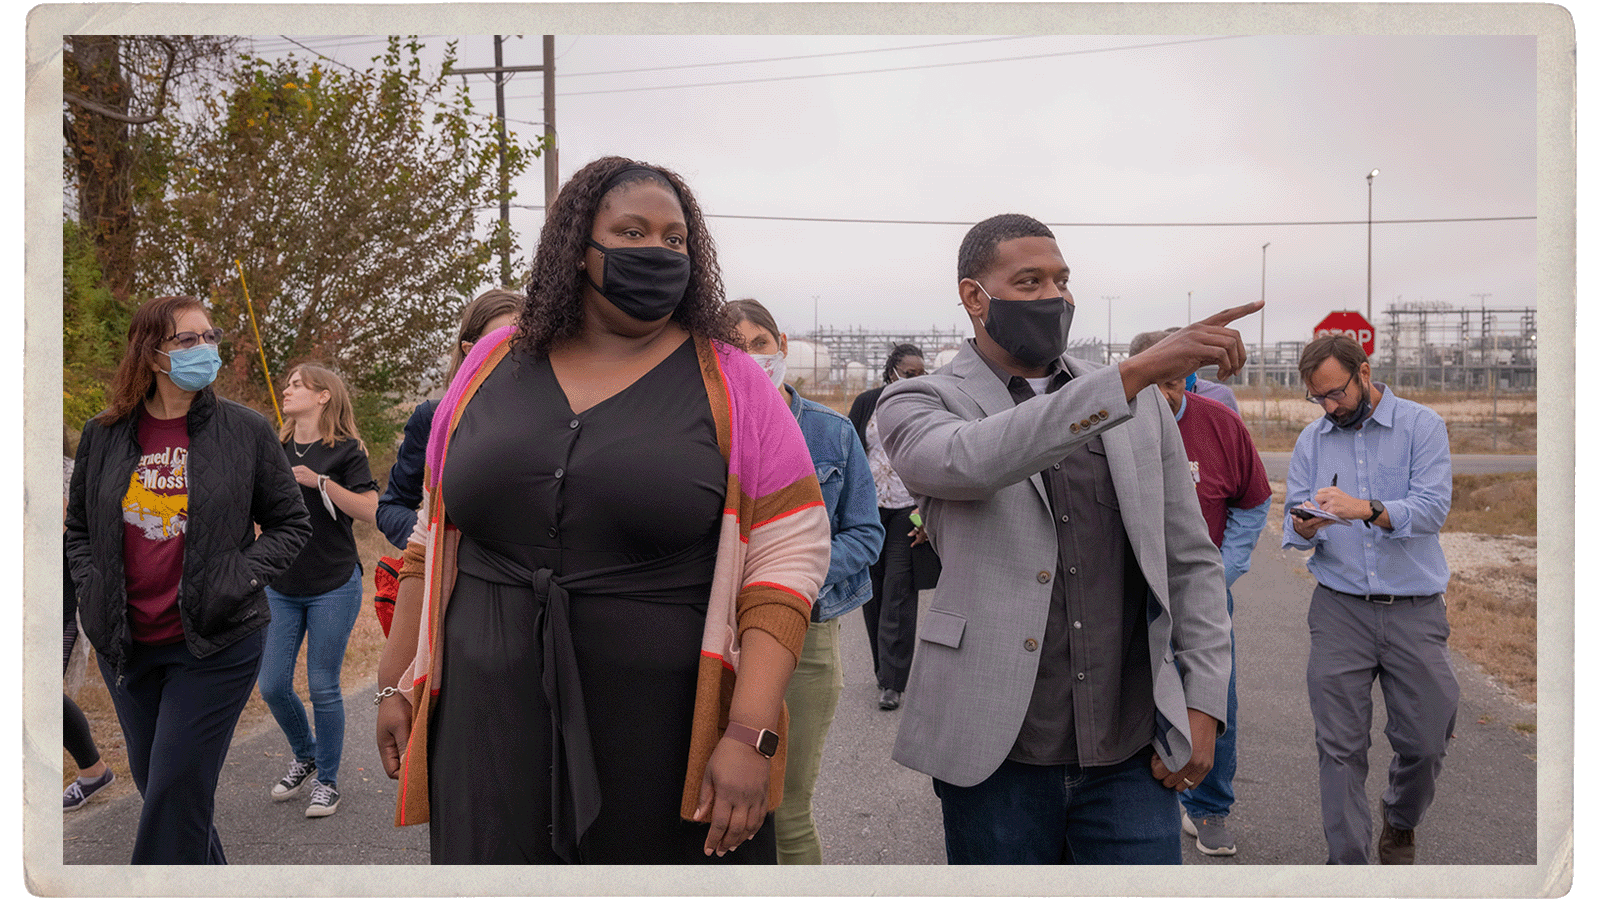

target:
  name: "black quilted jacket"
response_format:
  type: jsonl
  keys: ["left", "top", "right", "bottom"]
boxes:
{"left": 65, "top": 388, "right": 311, "bottom": 677}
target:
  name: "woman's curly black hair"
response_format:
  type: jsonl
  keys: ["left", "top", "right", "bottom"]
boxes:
{"left": 516, "top": 156, "right": 741, "bottom": 355}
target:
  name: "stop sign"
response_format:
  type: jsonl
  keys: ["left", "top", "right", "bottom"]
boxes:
{"left": 1313, "top": 311, "right": 1375, "bottom": 356}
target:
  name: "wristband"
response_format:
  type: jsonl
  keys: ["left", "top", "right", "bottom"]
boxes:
{"left": 723, "top": 721, "right": 779, "bottom": 758}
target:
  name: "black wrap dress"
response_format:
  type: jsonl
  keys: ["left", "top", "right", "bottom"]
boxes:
{"left": 428, "top": 339, "right": 774, "bottom": 863}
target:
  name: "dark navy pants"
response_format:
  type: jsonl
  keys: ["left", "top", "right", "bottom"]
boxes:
{"left": 933, "top": 751, "right": 1183, "bottom": 864}
{"left": 98, "top": 628, "right": 265, "bottom": 864}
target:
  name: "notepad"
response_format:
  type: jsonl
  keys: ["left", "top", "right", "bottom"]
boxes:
{"left": 1291, "top": 503, "right": 1353, "bottom": 526}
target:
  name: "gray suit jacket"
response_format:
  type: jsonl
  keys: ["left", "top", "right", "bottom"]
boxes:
{"left": 876, "top": 343, "right": 1230, "bottom": 787}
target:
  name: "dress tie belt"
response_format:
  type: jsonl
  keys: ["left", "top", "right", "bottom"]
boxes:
{"left": 512, "top": 535, "right": 720, "bottom": 863}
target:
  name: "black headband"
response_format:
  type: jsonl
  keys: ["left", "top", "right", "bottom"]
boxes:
{"left": 598, "top": 164, "right": 675, "bottom": 199}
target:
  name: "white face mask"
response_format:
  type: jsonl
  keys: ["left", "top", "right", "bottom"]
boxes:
{"left": 750, "top": 351, "right": 787, "bottom": 389}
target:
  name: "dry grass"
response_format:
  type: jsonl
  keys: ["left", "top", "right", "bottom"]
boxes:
{"left": 1444, "top": 569, "right": 1537, "bottom": 706}
{"left": 1447, "top": 471, "right": 1537, "bottom": 536}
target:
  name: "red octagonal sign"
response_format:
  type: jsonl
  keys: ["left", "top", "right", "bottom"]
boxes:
{"left": 1314, "top": 311, "right": 1375, "bottom": 356}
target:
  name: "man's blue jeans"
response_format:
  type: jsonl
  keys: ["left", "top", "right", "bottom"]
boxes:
{"left": 932, "top": 751, "right": 1182, "bottom": 864}
{"left": 259, "top": 566, "right": 363, "bottom": 786}
{"left": 1182, "top": 588, "right": 1237, "bottom": 819}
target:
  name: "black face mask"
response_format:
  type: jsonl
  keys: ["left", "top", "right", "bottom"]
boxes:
{"left": 977, "top": 285, "right": 1073, "bottom": 368}
{"left": 586, "top": 239, "right": 692, "bottom": 322}
{"left": 1326, "top": 381, "right": 1373, "bottom": 429}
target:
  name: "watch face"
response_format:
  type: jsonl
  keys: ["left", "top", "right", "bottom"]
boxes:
{"left": 756, "top": 730, "right": 779, "bottom": 758}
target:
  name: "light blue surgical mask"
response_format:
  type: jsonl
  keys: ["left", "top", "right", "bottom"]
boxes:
{"left": 1185, "top": 373, "right": 1198, "bottom": 392}
{"left": 159, "top": 344, "right": 222, "bottom": 392}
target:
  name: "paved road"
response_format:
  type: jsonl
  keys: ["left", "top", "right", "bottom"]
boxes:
{"left": 1259, "top": 451, "right": 1535, "bottom": 484}
{"left": 55, "top": 521, "right": 1539, "bottom": 884}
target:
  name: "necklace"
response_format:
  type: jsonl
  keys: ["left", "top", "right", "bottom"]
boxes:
{"left": 291, "top": 440, "right": 313, "bottom": 458}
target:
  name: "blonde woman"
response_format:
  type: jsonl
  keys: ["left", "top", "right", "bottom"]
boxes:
{"left": 258, "top": 364, "right": 379, "bottom": 817}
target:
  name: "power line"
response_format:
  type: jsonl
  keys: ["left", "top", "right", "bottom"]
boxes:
{"left": 267, "top": 36, "right": 364, "bottom": 74}
{"left": 558, "top": 36, "right": 1040, "bottom": 77}
{"left": 496, "top": 204, "right": 1533, "bottom": 228}
{"left": 520, "top": 36, "right": 1248, "bottom": 99}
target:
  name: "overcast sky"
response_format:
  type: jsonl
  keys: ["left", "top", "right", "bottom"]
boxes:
{"left": 245, "top": 32, "right": 1537, "bottom": 349}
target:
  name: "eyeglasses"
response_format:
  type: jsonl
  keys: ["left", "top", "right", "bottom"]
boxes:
{"left": 1305, "top": 372, "right": 1355, "bottom": 405}
{"left": 164, "top": 328, "right": 224, "bottom": 350}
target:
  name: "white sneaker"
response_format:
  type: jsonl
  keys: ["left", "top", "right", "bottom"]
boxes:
{"left": 271, "top": 758, "right": 317, "bottom": 801}
{"left": 305, "top": 780, "right": 340, "bottom": 818}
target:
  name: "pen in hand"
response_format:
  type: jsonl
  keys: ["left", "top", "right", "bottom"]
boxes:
{"left": 1331, "top": 473, "right": 1337, "bottom": 488}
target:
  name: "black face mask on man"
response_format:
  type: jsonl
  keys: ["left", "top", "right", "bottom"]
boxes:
{"left": 1326, "top": 381, "right": 1373, "bottom": 430}
{"left": 586, "top": 239, "right": 692, "bottom": 322}
{"left": 974, "top": 282, "right": 1073, "bottom": 368}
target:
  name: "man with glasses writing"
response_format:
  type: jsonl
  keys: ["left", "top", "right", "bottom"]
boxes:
{"left": 1284, "top": 333, "right": 1457, "bottom": 865}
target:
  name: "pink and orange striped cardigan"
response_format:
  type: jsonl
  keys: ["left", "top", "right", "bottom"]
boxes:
{"left": 390, "top": 326, "right": 831, "bottom": 826}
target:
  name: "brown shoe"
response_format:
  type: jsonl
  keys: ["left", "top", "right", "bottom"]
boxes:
{"left": 1377, "top": 801, "right": 1416, "bottom": 864}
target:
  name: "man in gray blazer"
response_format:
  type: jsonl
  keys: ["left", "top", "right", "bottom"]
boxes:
{"left": 876, "top": 213, "right": 1262, "bottom": 864}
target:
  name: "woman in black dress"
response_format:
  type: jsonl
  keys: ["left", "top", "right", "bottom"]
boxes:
{"left": 847, "top": 344, "right": 941, "bottom": 711}
{"left": 375, "top": 157, "right": 830, "bottom": 864}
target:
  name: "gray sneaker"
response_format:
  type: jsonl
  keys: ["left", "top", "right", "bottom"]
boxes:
{"left": 271, "top": 758, "right": 317, "bottom": 801}
{"left": 63, "top": 769, "right": 115, "bottom": 811}
{"left": 305, "top": 780, "right": 340, "bottom": 818}
{"left": 1183, "top": 809, "right": 1237, "bottom": 856}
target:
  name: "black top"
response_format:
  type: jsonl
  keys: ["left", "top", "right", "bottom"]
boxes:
{"left": 273, "top": 436, "right": 378, "bottom": 596}
{"left": 376, "top": 398, "right": 438, "bottom": 549}
{"left": 443, "top": 338, "right": 726, "bottom": 593}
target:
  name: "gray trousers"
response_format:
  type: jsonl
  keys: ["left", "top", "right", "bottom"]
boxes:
{"left": 1306, "top": 584, "right": 1459, "bottom": 864}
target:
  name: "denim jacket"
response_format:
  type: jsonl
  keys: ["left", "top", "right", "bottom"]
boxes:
{"left": 787, "top": 385, "right": 884, "bottom": 621}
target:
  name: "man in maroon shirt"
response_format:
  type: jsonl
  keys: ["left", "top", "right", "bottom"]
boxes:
{"left": 1131, "top": 329, "right": 1272, "bottom": 858}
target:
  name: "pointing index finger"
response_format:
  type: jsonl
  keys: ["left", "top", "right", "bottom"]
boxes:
{"left": 1197, "top": 299, "right": 1265, "bottom": 327}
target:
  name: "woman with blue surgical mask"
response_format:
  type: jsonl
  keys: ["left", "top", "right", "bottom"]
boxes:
{"left": 65, "top": 295, "right": 311, "bottom": 863}
{"left": 725, "top": 298, "right": 884, "bottom": 864}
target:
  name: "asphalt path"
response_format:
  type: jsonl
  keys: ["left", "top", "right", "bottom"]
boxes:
{"left": 59, "top": 520, "right": 1537, "bottom": 875}
{"left": 1258, "top": 451, "right": 1535, "bottom": 484}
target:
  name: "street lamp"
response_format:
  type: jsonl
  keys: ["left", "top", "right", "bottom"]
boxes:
{"left": 1366, "top": 168, "right": 1379, "bottom": 328}
{"left": 1259, "top": 242, "right": 1269, "bottom": 433}
{"left": 1101, "top": 296, "right": 1120, "bottom": 364}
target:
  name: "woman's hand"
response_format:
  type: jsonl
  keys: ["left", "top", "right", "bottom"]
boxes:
{"left": 376, "top": 693, "right": 413, "bottom": 779}
{"left": 291, "top": 464, "right": 320, "bottom": 488}
{"left": 692, "top": 735, "right": 772, "bottom": 856}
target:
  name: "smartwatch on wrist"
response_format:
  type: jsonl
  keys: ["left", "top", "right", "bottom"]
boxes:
{"left": 1364, "top": 498, "right": 1385, "bottom": 524}
{"left": 723, "top": 721, "right": 779, "bottom": 759}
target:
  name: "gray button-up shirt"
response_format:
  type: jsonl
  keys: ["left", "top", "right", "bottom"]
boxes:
{"left": 973, "top": 345, "right": 1155, "bottom": 768}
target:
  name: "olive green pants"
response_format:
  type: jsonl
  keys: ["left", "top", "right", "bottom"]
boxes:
{"left": 775, "top": 617, "right": 844, "bottom": 865}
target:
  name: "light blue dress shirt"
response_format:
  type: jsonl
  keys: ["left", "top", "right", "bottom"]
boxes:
{"left": 1281, "top": 382, "right": 1452, "bottom": 596}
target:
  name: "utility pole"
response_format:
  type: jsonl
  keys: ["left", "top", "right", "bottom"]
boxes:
{"left": 449, "top": 35, "right": 560, "bottom": 285}
{"left": 1260, "top": 242, "right": 1270, "bottom": 436}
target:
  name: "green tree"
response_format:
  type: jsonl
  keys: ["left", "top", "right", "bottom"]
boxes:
{"left": 137, "top": 37, "right": 541, "bottom": 442}
{"left": 62, "top": 219, "right": 130, "bottom": 434}
{"left": 64, "top": 35, "right": 241, "bottom": 303}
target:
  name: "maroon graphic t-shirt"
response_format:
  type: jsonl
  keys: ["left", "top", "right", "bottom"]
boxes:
{"left": 121, "top": 412, "right": 190, "bottom": 645}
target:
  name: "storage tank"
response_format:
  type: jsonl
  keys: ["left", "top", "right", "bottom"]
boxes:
{"left": 786, "top": 340, "right": 832, "bottom": 387}
{"left": 843, "top": 361, "right": 872, "bottom": 391}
